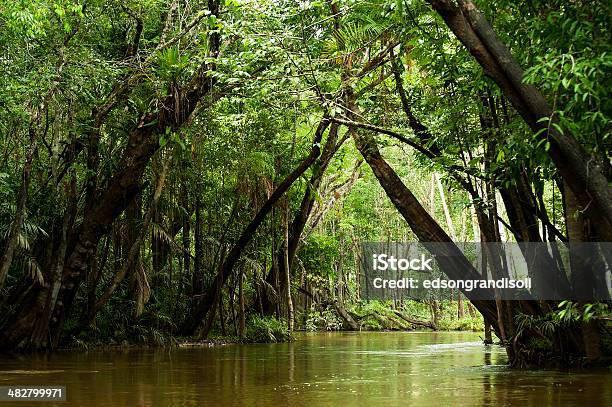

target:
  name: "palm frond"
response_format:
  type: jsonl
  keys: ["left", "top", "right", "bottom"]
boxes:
{"left": 26, "top": 256, "right": 44, "bottom": 285}
{"left": 258, "top": 277, "right": 278, "bottom": 304}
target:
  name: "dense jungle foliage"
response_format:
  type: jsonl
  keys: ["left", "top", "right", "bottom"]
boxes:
{"left": 0, "top": 0, "right": 610, "bottom": 367}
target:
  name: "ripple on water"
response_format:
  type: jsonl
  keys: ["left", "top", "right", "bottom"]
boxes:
{"left": 0, "top": 370, "right": 65, "bottom": 374}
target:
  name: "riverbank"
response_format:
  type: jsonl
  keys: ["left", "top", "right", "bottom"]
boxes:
{"left": 61, "top": 302, "right": 485, "bottom": 351}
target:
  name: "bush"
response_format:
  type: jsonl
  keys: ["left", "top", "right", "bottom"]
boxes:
{"left": 360, "top": 317, "right": 382, "bottom": 330}
{"left": 304, "top": 308, "right": 343, "bottom": 331}
{"left": 244, "top": 316, "right": 291, "bottom": 343}
{"left": 437, "top": 315, "right": 484, "bottom": 331}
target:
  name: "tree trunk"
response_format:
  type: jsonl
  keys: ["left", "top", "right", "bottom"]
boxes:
{"left": 348, "top": 125, "right": 499, "bottom": 331}
{"left": 334, "top": 301, "right": 359, "bottom": 330}
{"left": 427, "top": 0, "right": 612, "bottom": 240}
{"left": 238, "top": 266, "right": 245, "bottom": 338}
{"left": 284, "top": 204, "right": 294, "bottom": 333}
{"left": 181, "top": 181, "right": 191, "bottom": 284}
{"left": 261, "top": 124, "right": 341, "bottom": 314}
{"left": 186, "top": 119, "right": 331, "bottom": 337}
{"left": 30, "top": 175, "right": 77, "bottom": 349}
{"left": 88, "top": 156, "right": 171, "bottom": 324}
{"left": 484, "top": 322, "right": 493, "bottom": 344}
{"left": 435, "top": 172, "right": 457, "bottom": 240}
{"left": 564, "top": 181, "right": 602, "bottom": 362}
{"left": 0, "top": 128, "right": 37, "bottom": 288}
{"left": 193, "top": 194, "right": 203, "bottom": 296}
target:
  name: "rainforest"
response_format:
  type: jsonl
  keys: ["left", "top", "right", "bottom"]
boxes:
{"left": 0, "top": 0, "right": 611, "bottom": 405}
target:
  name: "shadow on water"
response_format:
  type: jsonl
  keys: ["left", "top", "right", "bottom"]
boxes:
{"left": 0, "top": 332, "right": 610, "bottom": 406}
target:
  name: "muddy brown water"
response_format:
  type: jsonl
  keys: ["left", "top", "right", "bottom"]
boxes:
{"left": 0, "top": 332, "right": 611, "bottom": 406}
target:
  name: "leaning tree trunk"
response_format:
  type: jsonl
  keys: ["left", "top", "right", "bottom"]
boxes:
{"left": 185, "top": 119, "right": 331, "bottom": 337}
{"left": 340, "top": 92, "right": 501, "bottom": 333}
{"left": 86, "top": 156, "right": 171, "bottom": 325}
{"left": 349, "top": 125, "right": 500, "bottom": 333}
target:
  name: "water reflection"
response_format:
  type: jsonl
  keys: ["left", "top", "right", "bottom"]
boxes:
{"left": 0, "top": 332, "right": 610, "bottom": 406}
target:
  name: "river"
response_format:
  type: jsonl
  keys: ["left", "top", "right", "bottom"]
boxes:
{"left": 0, "top": 332, "right": 611, "bottom": 406}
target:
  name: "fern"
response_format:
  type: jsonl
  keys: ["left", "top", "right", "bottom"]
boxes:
{"left": 322, "top": 5, "right": 396, "bottom": 59}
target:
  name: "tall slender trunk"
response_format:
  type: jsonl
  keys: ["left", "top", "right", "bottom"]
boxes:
{"left": 284, "top": 204, "right": 294, "bottom": 333}
{"left": 435, "top": 172, "right": 457, "bottom": 241}
{"left": 30, "top": 175, "right": 77, "bottom": 349}
{"left": 193, "top": 194, "right": 203, "bottom": 296}
{"left": 261, "top": 124, "right": 341, "bottom": 314}
{"left": 271, "top": 206, "right": 280, "bottom": 319}
{"left": 181, "top": 181, "right": 191, "bottom": 283}
{"left": 481, "top": 237, "right": 493, "bottom": 344}
{"left": 564, "top": 181, "right": 602, "bottom": 362}
{"left": 0, "top": 30, "right": 75, "bottom": 288}
{"left": 238, "top": 266, "right": 245, "bottom": 337}
{"left": 0, "top": 128, "right": 37, "bottom": 288}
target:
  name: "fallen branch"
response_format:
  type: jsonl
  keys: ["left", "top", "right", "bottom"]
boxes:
{"left": 393, "top": 310, "right": 437, "bottom": 330}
